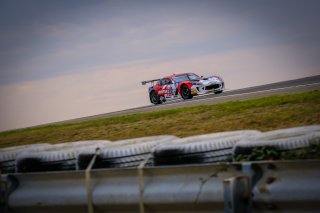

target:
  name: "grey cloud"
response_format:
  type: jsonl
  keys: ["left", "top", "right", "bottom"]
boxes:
{"left": 1, "top": 0, "right": 320, "bottom": 84}
{"left": 1, "top": 0, "right": 320, "bottom": 130}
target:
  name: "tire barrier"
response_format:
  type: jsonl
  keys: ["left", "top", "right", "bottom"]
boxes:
{"left": 15, "top": 140, "right": 111, "bottom": 173}
{"left": 0, "top": 125, "right": 319, "bottom": 174}
{"left": 244, "top": 125, "right": 320, "bottom": 141}
{"left": 78, "top": 136, "right": 178, "bottom": 170}
{"left": 232, "top": 126, "right": 320, "bottom": 161}
{"left": 110, "top": 135, "right": 178, "bottom": 147}
{"left": 152, "top": 130, "right": 261, "bottom": 166}
{"left": 1, "top": 126, "right": 320, "bottom": 213}
{"left": 0, "top": 143, "right": 51, "bottom": 173}
{"left": 170, "top": 130, "right": 262, "bottom": 144}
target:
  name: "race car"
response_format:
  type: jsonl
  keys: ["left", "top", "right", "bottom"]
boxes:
{"left": 142, "top": 72, "right": 224, "bottom": 104}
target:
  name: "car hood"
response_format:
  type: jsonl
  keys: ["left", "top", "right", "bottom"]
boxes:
{"left": 198, "top": 76, "right": 222, "bottom": 85}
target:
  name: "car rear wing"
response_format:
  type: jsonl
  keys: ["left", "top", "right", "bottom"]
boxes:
{"left": 141, "top": 79, "right": 160, "bottom": 86}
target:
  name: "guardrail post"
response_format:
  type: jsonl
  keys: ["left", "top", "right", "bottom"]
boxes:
{"left": 223, "top": 176, "right": 250, "bottom": 213}
{"left": 0, "top": 175, "right": 19, "bottom": 213}
{"left": 0, "top": 179, "right": 8, "bottom": 213}
{"left": 137, "top": 154, "right": 152, "bottom": 213}
{"left": 223, "top": 163, "right": 263, "bottom": 213}
{"left": 85, "top": 148, "right": 100, "bottom": 213}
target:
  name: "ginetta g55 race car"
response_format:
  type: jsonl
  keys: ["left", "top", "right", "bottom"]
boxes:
{"left": 142, "top": 73, "right": 224, "bottom": 104}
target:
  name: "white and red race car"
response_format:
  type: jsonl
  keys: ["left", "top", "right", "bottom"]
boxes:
{"left": 142, "top": 72, "right": 224, "bottom": 104}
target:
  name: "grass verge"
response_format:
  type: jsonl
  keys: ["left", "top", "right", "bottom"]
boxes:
{"left": 0, "top": 91, "right": 319, "bottom": 148}
{"left": 235, "top": 139, "right": 320, "bottom": 162}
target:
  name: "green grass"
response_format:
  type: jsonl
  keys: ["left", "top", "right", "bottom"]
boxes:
{"left": 0, "top": 91, "right": 319, "bottom": 148}
{"left": 235, "top": 139, "right": 320, "bottom": 161}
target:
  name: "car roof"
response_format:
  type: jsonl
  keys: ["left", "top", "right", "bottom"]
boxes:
{"left": 162, "top": 72, "right": 194, "bottom": 80}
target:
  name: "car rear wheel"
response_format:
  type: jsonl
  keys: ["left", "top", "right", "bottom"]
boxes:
{"left": 150, "top": 90, "right": 162, "bottom": 104}
{"left": 180, "top": 84, "right": 193, "bottom": 99}
{"left": 214, "top": 90, "right": 223, "bottom": 94}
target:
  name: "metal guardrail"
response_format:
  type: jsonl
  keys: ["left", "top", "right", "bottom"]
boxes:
{"left": 1, "top": 126, "right": 320, "bottom": 212}
{"left": 1, "top": 160, "right": 320, "bottom": 213}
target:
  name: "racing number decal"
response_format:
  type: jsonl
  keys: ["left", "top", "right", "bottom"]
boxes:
{"left": 159, "top": 85, "right": 175, "bottom": 96}
{"left": 166, "top": 85, "right": 175, "bottom": 97}
{"left": 158, "top": 85, "right": 166, "bottom": 95}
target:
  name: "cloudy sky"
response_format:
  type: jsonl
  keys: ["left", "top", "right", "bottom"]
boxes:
{"left": 0, "top": 0, "right": 319, "bottom": 131}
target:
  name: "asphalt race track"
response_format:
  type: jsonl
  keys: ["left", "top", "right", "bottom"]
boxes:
{"left": 57, "top": 75, "right": 320, "bottom": 124}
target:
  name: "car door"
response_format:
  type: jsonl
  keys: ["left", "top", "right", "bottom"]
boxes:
{"left": 155, "top": 78, "right": 169, "bottom": 97}
{"left": 160, "top": 78, "right": 170, "bottom": 96}
{"left": 155, "top": 78, "right": 177, "bottom": 100}
{"left": 155, "top": 78, "right": 167, "bottom": 96}
{"left": 163, "top": 78, "right": 178, "bottom": 99}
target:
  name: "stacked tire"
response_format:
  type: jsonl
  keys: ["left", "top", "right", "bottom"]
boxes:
{"left": 152, "top": 130, "right": 261, "bottom": 166}
{"left": 0, "top": 143, "right": 51, "bottom": 173}
{"left": 77, "top": 136, "right": 178, "bottom": 169}
{"left": 16, "top": 140, "right": 110, "bottom": 173}
{"left": 232, "top": 125, "right": 320, "bottom": 161}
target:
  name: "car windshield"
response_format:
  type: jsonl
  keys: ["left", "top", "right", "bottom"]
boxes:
{"left": 172, "top": 74, "right": 190, "bottom": 83}
{"left": 188, "top": 73, "right": 200, "bottom": 81}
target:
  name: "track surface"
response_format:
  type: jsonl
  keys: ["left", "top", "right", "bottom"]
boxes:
{"left": 59, "top": 75, "right": 320, "bottom": 124}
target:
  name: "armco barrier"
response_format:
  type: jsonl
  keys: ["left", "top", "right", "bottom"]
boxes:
{"left": 1, "top": 126, "right": 320, "bottom": 213}
{"left": 1, "top": 160, "right": 320, "bottom": 213}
